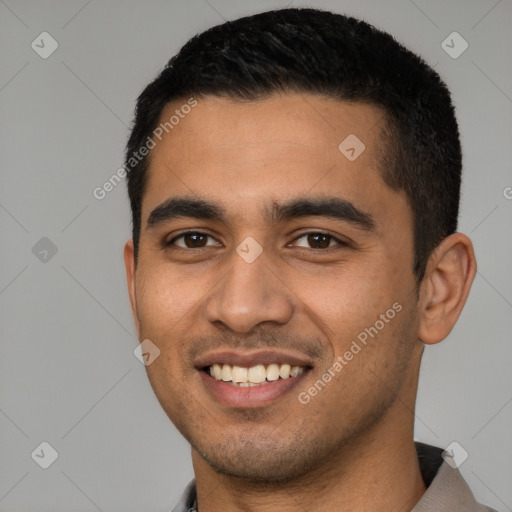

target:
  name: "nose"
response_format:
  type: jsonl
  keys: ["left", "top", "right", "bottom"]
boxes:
{"left": 205, "top": 249, "right": 294, "bottom": 334}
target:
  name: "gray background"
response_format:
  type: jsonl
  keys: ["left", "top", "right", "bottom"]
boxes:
{"left": 0, "top": 0, "right": 511, "bottom": 511}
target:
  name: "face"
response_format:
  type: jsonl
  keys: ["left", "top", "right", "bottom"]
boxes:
{"left": 124, "top": 93, "right": 423, "bottom": 482}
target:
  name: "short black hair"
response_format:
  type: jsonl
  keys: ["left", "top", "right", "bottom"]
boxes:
{"left": 125, "top": 7, "right": 461, "bottom": 283}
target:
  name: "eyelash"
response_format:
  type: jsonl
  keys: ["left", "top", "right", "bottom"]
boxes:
{"left": 165, "top": 231, "right": 349, "bottom": 250}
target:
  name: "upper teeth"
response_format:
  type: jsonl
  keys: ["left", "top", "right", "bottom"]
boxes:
{"left": 209, "top": 363, "right": 305, "bottom": 385}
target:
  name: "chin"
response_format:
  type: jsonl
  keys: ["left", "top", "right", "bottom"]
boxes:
{"left": 192, "top": 432, "right": 329, "bottom": 484}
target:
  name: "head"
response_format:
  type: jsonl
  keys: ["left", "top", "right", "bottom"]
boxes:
{"left": 123, "top": 8, "right": 476, "bottom": 483}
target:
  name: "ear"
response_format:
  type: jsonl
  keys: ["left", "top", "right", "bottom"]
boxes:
{"left": 123, "top": 239, "right": 141, "bottom": 340}
{"left": 418, "top": 233, "right": 477, "bottom": 345}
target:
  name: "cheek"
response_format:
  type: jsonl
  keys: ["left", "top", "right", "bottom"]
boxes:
{"left": 291, "top": 259, "right": 397, "bottom": 335}
{"left": 134, "top": 264, "right": 220, "bottom": 380}
{"left": 135, "top": 264, "right": 205, "bottom": 333}
{"left": 288, "top": 262, "right": 413, "bottom": 386}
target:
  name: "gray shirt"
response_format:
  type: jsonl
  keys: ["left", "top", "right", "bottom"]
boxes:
{"left": 171, "top": 443, "right": 496, "bottom": 512}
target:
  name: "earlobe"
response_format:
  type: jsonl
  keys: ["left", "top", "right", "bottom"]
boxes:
{"left": 418, "top": 233, "right": 477, "bottom": 345}
{"left": 123, "top": 240, "right": 141, "bottom": 340}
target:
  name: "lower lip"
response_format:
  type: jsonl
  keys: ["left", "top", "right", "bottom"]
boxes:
{"left": 199, "top": 370, "right": 309, "bottom": 408}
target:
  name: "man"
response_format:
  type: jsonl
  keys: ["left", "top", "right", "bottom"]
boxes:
{"left": 123, "top": 8, "right": 495, "bottom": 512}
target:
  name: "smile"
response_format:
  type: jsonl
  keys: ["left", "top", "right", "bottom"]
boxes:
{"left": 195, "top": 349, "right": 314, "bottom": 407}
{"left": 207, "top": 363, "right": 306, "bottom": 387}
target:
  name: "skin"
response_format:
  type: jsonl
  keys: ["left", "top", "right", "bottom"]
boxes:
{"left": 124, "top": 93, "right": 476, "bottom": 512}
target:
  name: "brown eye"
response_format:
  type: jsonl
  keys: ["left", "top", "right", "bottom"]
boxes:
{"left": 183, "top": 233, "right": 207, "bottom": 248}
{"left": 293, "top": 232, "right": 341, "bottom": 249}
{"left": 168, "top": 232, "right": 219, "bottom": 249}
{"left": 307, "top": 233, "right": 331, "bottom": 249}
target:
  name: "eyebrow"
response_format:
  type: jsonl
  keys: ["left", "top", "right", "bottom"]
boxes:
{"left": 146, "top": 196, "right": 376, "bottom": 233}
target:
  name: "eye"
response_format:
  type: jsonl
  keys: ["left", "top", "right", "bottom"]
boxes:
{"left": 167, "top": 231, "right": 221, "bottom": 249}
{"left": 292, "top": 232, "right": 346, "bottom": 249}
{"left": 165, "top": 231, "right": 347, "bottom": 251}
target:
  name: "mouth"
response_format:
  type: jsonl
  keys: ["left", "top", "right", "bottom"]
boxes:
{"left": 195, "top": 350, "right": 314, "bottom": 408}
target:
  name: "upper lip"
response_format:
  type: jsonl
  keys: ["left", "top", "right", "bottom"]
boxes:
{"left": 194, "top": 349, "right": 315, "bottom": 370}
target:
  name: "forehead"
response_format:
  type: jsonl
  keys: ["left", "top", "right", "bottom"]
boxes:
{"left": 152, "top": 93, "right": 385, "bottom": 161}
{"left": 142, "top": 93, "right": 397, "bottom": 223}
